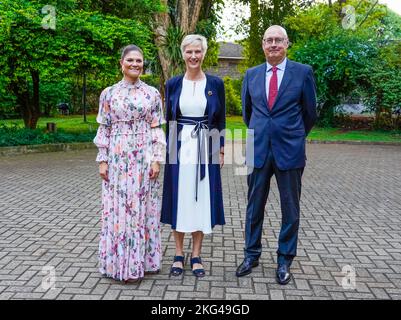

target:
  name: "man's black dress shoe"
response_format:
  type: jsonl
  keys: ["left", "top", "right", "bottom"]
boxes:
{"left": 236, "top": 258, "right": 259, "bottom": 277}
{"left": 276, "top": 264, "right": 292, "bottom": 285}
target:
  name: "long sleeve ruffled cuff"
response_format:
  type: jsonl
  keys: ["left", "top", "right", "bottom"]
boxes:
{"left": 94, "top": 124, "right": 110, "bottom": 163}
{"left": 96, "top": 148, "right": 109, "bottom": 163}
{"left": 94, "top": 87, "right": 112, "bottom": 163}
{"left": 151, "top": 127, "right": 166, "bottom": 163}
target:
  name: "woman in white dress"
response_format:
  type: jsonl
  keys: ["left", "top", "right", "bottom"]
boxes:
{"left": 161, "top": 35, "right": 226, "bottom": 277}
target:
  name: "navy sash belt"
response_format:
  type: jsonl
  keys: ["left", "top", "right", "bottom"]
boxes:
{"left": 177, "top": 115, "right": 208, "bottom": 201}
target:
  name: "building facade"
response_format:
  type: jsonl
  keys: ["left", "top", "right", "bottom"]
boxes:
{"left": 206, "top": 42, "right": 244, "bottom": 79}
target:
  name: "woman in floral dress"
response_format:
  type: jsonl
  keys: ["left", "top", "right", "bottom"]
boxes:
{"left": 93, "top": 45, "right": 166, "bottom": 282}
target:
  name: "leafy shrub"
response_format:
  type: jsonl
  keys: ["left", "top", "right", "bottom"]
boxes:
{"left": 230, "top": 78, "right": 243, "bottom": 96}
{"left": 0, "top": 81, "right": 18, "bottom": 119}
{"left": 285, "top": 0, "right": 400, "bottom": 128}
{"left": 0, "top": 123, "right": 95, "bottom": 147}
{"left": 141, "top": 74, "right": 161, "bottom": 90}
{"left": 223, "top": 77, "right": 242, "bottom": 116}
{"left": 40, "top": 80, "right": 73, "bottom": 117}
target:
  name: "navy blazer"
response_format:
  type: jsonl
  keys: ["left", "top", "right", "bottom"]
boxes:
{"left": 165, "top": 74, "right": 226, "bottom": 152}
{"left": 242, "top": 59, "right": 317, "bottom": 170}
{"left": 161, "top": 74, "right": 226, "bottom": 229}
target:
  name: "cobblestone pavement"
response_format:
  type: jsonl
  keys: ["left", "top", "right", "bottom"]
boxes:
{"left": 0, "top": 143, "right": 401, "bottom": 300}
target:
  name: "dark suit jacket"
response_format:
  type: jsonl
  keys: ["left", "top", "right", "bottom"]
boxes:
{"left": 242, "top": 59, "right": 317, "bottom": 169}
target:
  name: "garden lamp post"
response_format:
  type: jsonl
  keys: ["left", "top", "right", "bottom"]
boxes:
{"left": 82, "top": 72, "right": 87, "bottom": 123}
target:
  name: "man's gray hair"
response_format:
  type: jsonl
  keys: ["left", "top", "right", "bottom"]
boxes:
{"left": 180, "top": 34, "right": 208, "bottom": 57}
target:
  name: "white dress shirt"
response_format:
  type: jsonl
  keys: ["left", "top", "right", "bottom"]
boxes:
{"left": 265, "top": 58, "right": 287, "bottom": 103}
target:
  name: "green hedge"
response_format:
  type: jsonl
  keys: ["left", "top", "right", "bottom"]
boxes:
{"left": 0, "top": 124, "right": 95, "bottom": 147}
{"left": 223, "top": 77, "right": 242, "bottom": 116}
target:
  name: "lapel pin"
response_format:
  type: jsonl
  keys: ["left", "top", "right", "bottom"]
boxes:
{"left": 208, "top": 91, "right": 213, "bottom": 96}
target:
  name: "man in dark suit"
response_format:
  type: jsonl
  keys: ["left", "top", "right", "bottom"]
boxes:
{"left": 236, "top": 25, "right": 317, "bottom": 285}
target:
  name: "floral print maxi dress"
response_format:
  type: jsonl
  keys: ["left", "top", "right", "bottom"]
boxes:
{"left": 93, "top": 79, "right": 166, "bottom": 281}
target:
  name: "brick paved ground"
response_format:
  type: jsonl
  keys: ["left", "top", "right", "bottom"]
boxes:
{"left": 0, "top": 143, "right": 401, "bottom": 300}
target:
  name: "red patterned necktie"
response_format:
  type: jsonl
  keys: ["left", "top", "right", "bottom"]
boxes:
{"left": 268, "top": 66, "right": 278, "bottom": 110}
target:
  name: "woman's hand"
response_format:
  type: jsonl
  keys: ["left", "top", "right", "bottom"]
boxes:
{"left": 220, "top": 149, "right": 224, "bottom": 169}
{"left": 99, "top": 162, "right": 109, "bottom": 181}
{"left": 150, "top": 162, "right": 160, "bottom": 180}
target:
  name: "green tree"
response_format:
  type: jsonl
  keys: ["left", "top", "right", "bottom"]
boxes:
{"left": 154, "top": 0, "right": 223, "bottom": 92}
{"left": 0, "top": 0, "right": 152, "bottom": 128}
{"left": 285, "top": 0, "right": 398, "bottom": 126}
{"left": 358, "top": 7, "right": 401, "bottom": 129}
{"left": 357, "top": 41, "right": 401, "bottom": 129}
{"left": 223, "top": 77, "right": 241, "bottom": 115}
{"left": 0, "top": 0, "right": 225, "bottom": 127}
{"left": 233, "top": 0, "right": 315, "bottom": 70}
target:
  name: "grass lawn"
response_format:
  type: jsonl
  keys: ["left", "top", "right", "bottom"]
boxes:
{"left": 1, "top": 115, "right": 400, "bottom": 143}
{"left": 0, "top": 115, "right": 99, "bottom": 134}
{"left": 308, "top": 127, "right": 401, "bottom": 142}
{"left": 225, "top": 116, "right": 401, "bottom": 142}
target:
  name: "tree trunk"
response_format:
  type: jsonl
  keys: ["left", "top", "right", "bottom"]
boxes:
{"left": 176, "top": 0, "right": 203, "bottom": 34}
{"left": 177, "top": 0, "right": 189, "bottom": 33}
{"left": 188, "top": 0, "right": 203, "bottom": 33}
{"left": 154, "top": 0, "right": 204, "bottom": 99}
{"left": 248, "top": 0, "right": 263, "bottom": 67}
{"left": 374, "top": 91, "right": 383, "bottom": 127}
{"left": 15, "top": 71, "right": 41, "bottom": 129}
{"left": 154, "top": 0, "right": 171, "bottom": 96}
{"left": 319, "top": 97, "right": 337, "bottom": 127}
{"left": 9, "top": 78, "right": 35, "bottom": 129}
{"left": 272, "top": 0, "right": 280, "bottom": 24}
{"left": 17, "top": 84, "right": 31, "bottom": 129}
{"left": 29, "top": 69, "right": 41, "bottom": 129}
{"left": 338, "top": 0, "right": 346, "bottom": 17}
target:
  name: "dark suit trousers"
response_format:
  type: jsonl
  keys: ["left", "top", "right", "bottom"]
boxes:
{"left": 244, "top": 148, "right": 303, "bottom": 267}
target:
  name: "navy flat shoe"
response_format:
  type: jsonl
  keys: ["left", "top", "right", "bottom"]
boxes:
{"left": 170, "top": 255, "right": 185, "bottom": 276}
{"left": 190, "top": 256, "right": 205, "bottom": 278}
